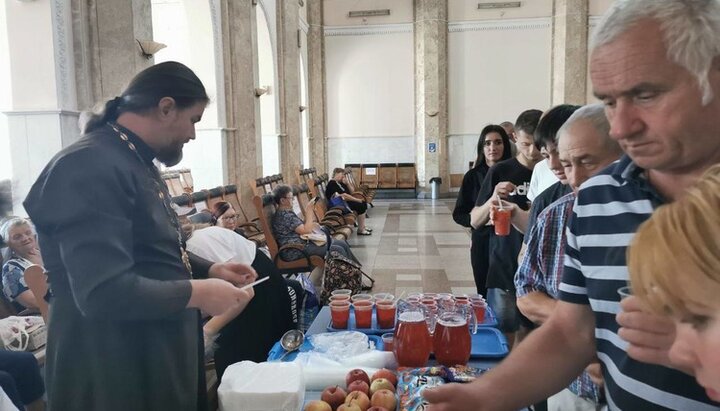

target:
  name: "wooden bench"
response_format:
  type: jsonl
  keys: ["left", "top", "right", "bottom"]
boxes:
{"left": 396, "top": 163, "right": 417, "bottom": 189}
{"left": 252, "top": 194, "right": 325, "bottom": 276}
{"left": 377, "top": 163, "right": 397, "bottom": 189}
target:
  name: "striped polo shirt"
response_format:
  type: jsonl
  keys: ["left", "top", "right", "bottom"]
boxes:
{"left": 559, "top": 155, "right": 720, "bottom": 410}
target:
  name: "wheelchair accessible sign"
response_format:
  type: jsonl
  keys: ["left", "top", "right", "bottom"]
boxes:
{"left": 428, "top": 142, "right": 437, "bottom": 153}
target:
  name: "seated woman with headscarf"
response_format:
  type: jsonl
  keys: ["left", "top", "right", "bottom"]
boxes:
{"left": 0, "top": 218, "right": 43, "bottom": 311}
{"left": 186, "top": 225, "right": 300, "bottom": 379}
{"left": 271, "top": 184, "right": 359, "bottom": 264}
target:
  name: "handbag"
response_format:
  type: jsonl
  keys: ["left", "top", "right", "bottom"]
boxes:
{"left": 319, "top": 251, "right": 364, "bottom": 305}
{"left": 300, "top": 232, "right": 327, "bottom": 246}
{"left": 328, "top": 195, "right": 349, "bottom": 211}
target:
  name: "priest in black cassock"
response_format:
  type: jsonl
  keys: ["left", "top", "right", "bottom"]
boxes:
{"left": 24, "top": 62, "right": 257, "bottom": 411}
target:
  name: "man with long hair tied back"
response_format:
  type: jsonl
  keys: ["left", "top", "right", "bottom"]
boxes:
{"left": 24, "top": 61, "right": 258, "bottom": 411}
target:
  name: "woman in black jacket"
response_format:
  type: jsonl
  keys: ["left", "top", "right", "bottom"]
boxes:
{"left": 452, "top": 125, "right": 512, "bottom": 297}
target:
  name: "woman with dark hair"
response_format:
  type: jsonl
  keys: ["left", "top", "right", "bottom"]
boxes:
{"left": 452, "top": 125, "right": 512, "bottom": 297}
{"left": 24, "top": 61, "right": 258, "bottom": 411}
{"left": 326, "top": 168, "right": 371, "bottom": 235}
{"left": 271, "top": 184, "right": 359, "bottom": 263}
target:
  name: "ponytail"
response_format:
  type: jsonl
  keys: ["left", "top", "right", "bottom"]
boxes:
{"left": 80, "top": 96, "right": 125, "bottom": 134}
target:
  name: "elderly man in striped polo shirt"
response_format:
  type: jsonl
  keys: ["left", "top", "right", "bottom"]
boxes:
{"left": 424, "top": 1, "right": 720, "bottom": 410}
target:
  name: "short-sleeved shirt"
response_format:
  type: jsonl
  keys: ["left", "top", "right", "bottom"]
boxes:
{"left": 514, "top": 192, "right": 600, "bottom": 401}
{"left": 1, "top": 256, "right": 32, "bottom": 311}
{"left": 560, "top": 155, "right": 719, "bottom": 410}
{"left": 475, "top": 157, "right": 533, "bottom": 291}
{"left": 271, "top": 209, "right": 306, "bottom": 260}
{"left": 527, "top": 159, "right": 559, "bottom": 202}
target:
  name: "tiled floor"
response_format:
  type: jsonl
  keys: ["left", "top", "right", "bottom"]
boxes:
{"left": 347, "top": 199, "right": 476, "bottom": 297}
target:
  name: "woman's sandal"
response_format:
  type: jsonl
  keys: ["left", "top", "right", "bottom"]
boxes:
{"left": 357, "top": 229, "right": 372, "bottom": 235}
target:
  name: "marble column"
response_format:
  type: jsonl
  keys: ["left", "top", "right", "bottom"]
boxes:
{"left": 551, "top": 0, "right": 588, "bottom": 106}
{"left": 215, "top": 0, "right": 262, "bottom": 211}
{"left": 306, "top": 0, "right": 327, "bottom": 171}
{"left": 3, "top": 0, "right": 150, "bottom": 213}
{"left": 414, "top": 0, "right": 449, "bottom": 197}
{"left": 276, "top": 0, "right": 302, "bottom": 179}
{"left": 72, "top": 0, "right": 153, "bottom": 111}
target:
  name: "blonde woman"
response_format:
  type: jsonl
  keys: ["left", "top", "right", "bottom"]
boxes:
{"left": 628, "top": 164, "right": 720, "bottom": 402}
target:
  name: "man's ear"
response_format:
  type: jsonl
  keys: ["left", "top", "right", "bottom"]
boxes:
{"left": 157, "top": 97, "right": 177, "bottom": 118}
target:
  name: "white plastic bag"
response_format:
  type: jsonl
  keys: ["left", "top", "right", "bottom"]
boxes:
{"left": 0, "top": 316, "right": 45, "bottom": 351}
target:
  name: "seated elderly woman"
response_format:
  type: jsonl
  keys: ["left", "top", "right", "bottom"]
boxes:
{"left": 0, "top": 218, "right": 43, "bottom": 311}
{"left": 186, "top": 225, "right": 300, "bottom": 379}
{"left": 271, "top": 184, "right": 359, "bottom": 264}
{"left": 210, "top": 200, "right": 263, "bottom": 242}
{"left": 628, "top": 164, "right": 720, "bottom": 400}
{"left": 326, "top": 168, "right": 372, "bottom": 235}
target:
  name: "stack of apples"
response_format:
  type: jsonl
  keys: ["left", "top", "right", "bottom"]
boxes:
{"left": 304, "top": 368, "right": 398, "bottom": 411}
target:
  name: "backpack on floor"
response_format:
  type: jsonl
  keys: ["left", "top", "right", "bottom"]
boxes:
{"left": 320, "top": 250, "right": 364, "bottom": 305}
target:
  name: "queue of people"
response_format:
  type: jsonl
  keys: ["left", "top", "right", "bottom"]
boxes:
{"left": 438, "top": 0, "right": 720, "bottom": 409}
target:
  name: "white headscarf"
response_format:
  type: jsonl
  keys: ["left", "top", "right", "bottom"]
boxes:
{"left": 186, "top": 226, "right": 257, "bottom": 265}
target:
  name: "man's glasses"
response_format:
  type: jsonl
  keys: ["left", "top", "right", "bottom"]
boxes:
{"left": 222, "top": 215, "right": 238, "bottom": 221}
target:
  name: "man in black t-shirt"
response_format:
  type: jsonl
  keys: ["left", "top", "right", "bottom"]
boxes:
{"left": 471, "top": 110, "right": 542, "bottom": 339}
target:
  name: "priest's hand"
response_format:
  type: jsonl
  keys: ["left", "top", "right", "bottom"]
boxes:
{"left": 187, "top": 278, "right": 254, "bottom": 316}
{"left": 208, "top": 262, "right": 258, "bottom": 287}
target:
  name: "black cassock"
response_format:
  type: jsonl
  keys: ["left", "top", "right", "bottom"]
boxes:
{"left": 25, "top": 124, "right": 208, "bottom": 411}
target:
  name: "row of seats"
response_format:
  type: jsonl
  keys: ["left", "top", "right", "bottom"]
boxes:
{"left": 345, "top": 163, "right": 417, "bottom": 190}
{"left": 169, "top": 166, "right": 372, "bottom": 277}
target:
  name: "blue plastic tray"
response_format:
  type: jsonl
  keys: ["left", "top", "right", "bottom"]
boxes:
{"left": 469, "top": 327, "right": 508, "bottom": 358}
{"left": 326, "top": 307, "right": 394, "bottom": 335}
{"left": 267, "top": 334, "right": 383, "bottom": 362}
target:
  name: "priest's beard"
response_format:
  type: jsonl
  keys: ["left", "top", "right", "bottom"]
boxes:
{"left": 156, "top": 146, "right": 184, "bottom": 167}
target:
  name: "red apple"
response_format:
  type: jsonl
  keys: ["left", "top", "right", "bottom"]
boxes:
{"left": 369, "top": 378, "right": 395, "bottom": 396}
{"left": 366, "top": 407, "right": 388, "bottom": 411}
{"left": 371, "top": 369, "right": 398, "bottom": 387}
{"left": 346, "top": 369, "right": 370, "bottom": 388}
{"left": 337, "top": 404, "right": 362, "bottom": 411}
{"left": 370, "top": 389, "right": 397, "bottom": 411}
{"left": 344, "top": 391, "right": 371, "bottom": 411}
{"left": 321, "top": 385, "right": 347, "bottom": 411}
{"left": 304, "top": 400, "right": 332, "bottom": 411}
{"left": 347, "top": 380, "right": 369, "bottom": 396}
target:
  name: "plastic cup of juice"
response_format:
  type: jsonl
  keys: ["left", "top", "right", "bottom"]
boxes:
{"left": 353, "top": 300, "right": 374, "bottom": 329}
{"left": 381, "top": 333, "right": 394, "bottom": 352}
{"left": 494, "top": 208, "right": 512, "bottom": 236}
{"left": 376, "top": 300, "right": 397, "bottom": 329}
{"left": 330, "top": 301, "right": 351, "bottom": 329}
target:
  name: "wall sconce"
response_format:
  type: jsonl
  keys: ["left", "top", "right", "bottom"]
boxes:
{"left": 426, "top": 110, "right": 439, "bottom": 117}
{"left": 255, "top": 86, "right": 270, "bottom": 97}
{"left": 136, "top": 39, "right": 167, "bottom": 59}
{"left": 299, "top": 105, "right": 307, "bottom": 112}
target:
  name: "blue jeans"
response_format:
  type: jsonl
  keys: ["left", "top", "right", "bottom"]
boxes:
{"left": 487, "top": 288, "right": 519, "bottom": 333}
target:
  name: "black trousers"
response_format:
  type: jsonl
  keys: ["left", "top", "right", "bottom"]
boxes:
{"left": 0, "top": 351, "right": 44, "bottom": 409}
{"left": 470, "top": 228, "right": 491, "bottom": 297}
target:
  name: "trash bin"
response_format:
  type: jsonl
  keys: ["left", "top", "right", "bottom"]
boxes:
{"left": 429, "top": 177, "right": 442, "bottom": 200}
